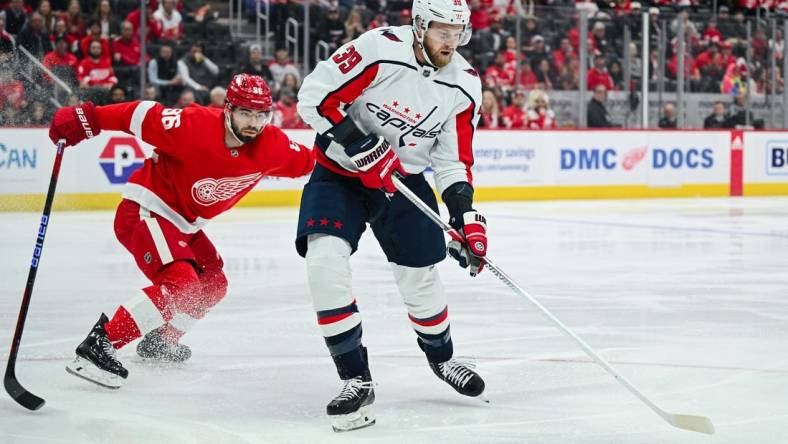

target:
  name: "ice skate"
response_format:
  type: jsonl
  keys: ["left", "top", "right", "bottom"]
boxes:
{"left": 429, "top": 358, "right": 487, "bottom": 401}
{"left": 327, "top": 369, "right": 376, "bottom": 432}
{"left": 136, "top": 326, "right": 192, "bottom": 363}
{"left": 66, "top": 313, "right": 128, "bottom": 389}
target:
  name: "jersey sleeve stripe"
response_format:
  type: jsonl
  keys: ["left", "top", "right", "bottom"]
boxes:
{"left": 317, "top": 63, "right": 380, "bottom": 126}
{"left": 456, "top": 103, "right": 475, "bottom": 184}
{"left": 129, "top": 101, "right": 157, "bottom": 139}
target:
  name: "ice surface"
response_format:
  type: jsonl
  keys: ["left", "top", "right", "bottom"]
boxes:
{"left": 1, "top": 197, "right": 787, "bottom": 443}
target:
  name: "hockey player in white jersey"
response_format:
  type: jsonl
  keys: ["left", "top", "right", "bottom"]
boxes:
{"left": 296, "top": 0, "right": 488, "bottom": 432}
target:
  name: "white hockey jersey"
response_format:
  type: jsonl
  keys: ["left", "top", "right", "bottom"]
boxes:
{"left": 297, "top": 25, "right": 482, "bottom": 195}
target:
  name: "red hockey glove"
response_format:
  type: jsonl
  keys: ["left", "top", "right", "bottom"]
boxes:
{"left": 49, "top": 102, "right": 101, "bottom": 147}
{"left": 345, "top": 134, "right": 407, "bottom": 193}
{"left": 447, "top": 210, "right": 488, "bottom": 276}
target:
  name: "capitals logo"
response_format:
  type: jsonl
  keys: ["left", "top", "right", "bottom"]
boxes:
{"left": 365, "top": 100, "right": 441, "bottom": 147}
{"left": 191, "top": 172, "right": 262, "bottom": 206}
{"left": 99, "top": 136, "right": 145, "bottom": 184}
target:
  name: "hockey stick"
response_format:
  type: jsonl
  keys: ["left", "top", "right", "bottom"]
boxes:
{"left": 391, "top": 176, "right": 715, "bottom": 435}
{"left": 4, "top": 139, "right": 66, "bottom": 411}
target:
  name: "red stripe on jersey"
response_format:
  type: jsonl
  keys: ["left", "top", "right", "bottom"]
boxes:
{"left": 408, "top": 308, "right": 449, "bottom": 327}
{"left": 315, "top": 147, "right": 358, "bottom": 178}
{"left": 455, "top": 103, "right": 475, "bottom": 184}
{"left": 317, "top": 64, "right": 380, "bottom": 125}
{"left": 318, "top": 312, "right": 354, "bottom": 325}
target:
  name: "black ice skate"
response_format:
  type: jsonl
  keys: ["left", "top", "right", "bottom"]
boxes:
{"left": 136, "top": 326, "right": 192, "bottom": 363}
{"left": 429, "top": 358, "right": 487, "bottom": 401}
{"left": 327, "top": 368, "right": 376, "bottom": 432}
{"left": 65, "top": 313, "right": 128, "bottom": 389}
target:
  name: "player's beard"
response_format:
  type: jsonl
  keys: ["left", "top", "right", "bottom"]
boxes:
{"left": 231, "top": 118, "right": 262, "bottom": 144}
{"left": 424, "top": 40, "right": 454, "bottom": 68}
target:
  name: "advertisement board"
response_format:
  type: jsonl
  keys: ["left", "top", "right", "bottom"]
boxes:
{"left": 0, "top": 128, "right": 785, "bottom": 210}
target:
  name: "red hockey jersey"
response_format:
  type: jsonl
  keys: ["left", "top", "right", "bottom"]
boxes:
{"left": 95, "top": 101, "right": 315, "bottom": 233}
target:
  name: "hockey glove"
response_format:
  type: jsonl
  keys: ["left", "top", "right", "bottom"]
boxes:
{"left": 49, "top": 101, "right": 101, "bottom": 147}
{"left": 344, "top": 134, "right": 407, "bottom": 193}
{"left": 447, "top": 210, "right": 488, "bottom": 277}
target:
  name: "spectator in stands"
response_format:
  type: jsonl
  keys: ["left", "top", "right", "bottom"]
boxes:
{"left": 109, "top": 85, "right": 125, "bottom": 103}
{"left": 587, "top": 54, "right": 614, "bottom": 91}
{"left": 239, "top": 44, "right": 273, "bottom": 85}
{"left": 658, "top": 103, "right": 677, "bottom": 128}
{"left": 522, "top": 15, "right": 539, "bottom": 46}
{"left": 535, "top": 58, "right": 555, "bottom": 90}
{"left": 112, "top": 21, "right": 143, "bottom": 65}
{"left": 475, "top": 15, "right": 509, "bottom": 59}
{"left": 366, "top": 12, "right": 388, "bottom": 30}
{"left": 551, "top": 38, "right": 575, "bottom": 75}
{"left": 397, "top": 8, "right": 411, "bottom": 26}
{"left": 0, "top": 65, "right": 26, "bottom": 113}
{"left": 148, "top": 43, "right": 181, "bottom": 104}
{"left": 728, "top": 10, "right": 747, "bottom": 43}
{"left": 92, "top": 0, "right": 119, "bottom": 39}
{"left": 501, "top": 89, "right": 527, "bottom": 129}
{"left": 280, "top": 72, "right": 300, "bottom": 94}
{"left": 479, "top": 89, "right": 501, "bottom": 128}
{"left": 273, "top": 87, "right": 307, "bottom": 129}
{"left": 591, "top": 21, "right": 609, "bottom": 56}
{"left": 726, "top": 93, "right": 764, "bottom": 129}
{"left": 587, "top": 85, "right": 619, "bottom": 128}
{"left": 18, "top": 13, "right": 54, "bottom": 59}
{"left": 703, "top": 101, "right": 729, "bottom": 129}
{"left": 525, "top": 89, "right": 556, "bottom": 129}
{"left": 469, "top": 0, "right": 490, "bottom": 32}
{"left": 80, "top": 20, "right": 110, "bottom": 61}
{"left": 670, "top": 8, "right": 698, "bottom": 44}
{"left": 518, "top": 58, "right": 539, "bottom": 89}
{"left": 112, "top": 20, "right": 145, "bottom": 87}
{"left": 77, "top": 39, "right": 117, "bottom": 100}
{"left": 627, "top": 43, "right": 642, "bottom": 87}
{"left": 62, "top": 0, "right": 86, "bottom": 40}
{"left": 721, "top": 58, "right": 747, "bottom": 96}
{"left": 143, "top": 85, "right": 157, "bottom": 100}
{"left": 608, "top": 60, "right": 623, "bottom": 90}
{"left": 127, "top": 3, "right": 163, "bottom": 43}
{"left": 269, "top": 48, "right": 300, "bottom": 89}
{"left": 484, "top": 52, "right": 514, "bottom": 91}
{"left": 26, "top": 100, "right": 48, "bottom": 125}
{"left": 317, "top": 7, "right": 346, "bottom": 52}
{"left": 38, "top": 0, "right": 57, "bottom": 34}
{"left": 558, "top": 57, "right": 580, "bottom": 90}
{"left": 0, "top": 17, "right": 14, "bottom": 59}
{"left": 702, "top": 17, "right": 722, "bottom": 45}
{"left": 177, "top": 42, "right": 218, "bottom": 104}
{"left": 176, "top": 87, "right": 195, "bottom": 107}
{"left": 154, "top": 0, "right": 183, "bottom": 42}
{"left": 525, "top": 35, "right": 547, "bottom": 68}
{"left": 501, "top": 36, "right": 517, "bottom": 69}
{"left": 43, "top": 35, "right": 78, "bottom": 84}
{"left": 209, "top": 86, "right": 225, "bottom": 108}
{"left": 344, "top": 8, "right": 364, "bottom": 42}
{"left": 2, "top": 0, "right": 27, "bottom": 35}
{"left": 716, "top": 6, "right": 734, "bottom": 39}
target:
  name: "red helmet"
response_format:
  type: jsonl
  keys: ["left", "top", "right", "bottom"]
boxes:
{"left": 226, "top": 73, "right": 273, "bottom": 111}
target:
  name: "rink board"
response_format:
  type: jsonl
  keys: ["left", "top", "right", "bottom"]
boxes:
{"left": 0, "top": 128, "right": 785, "bottom": 210}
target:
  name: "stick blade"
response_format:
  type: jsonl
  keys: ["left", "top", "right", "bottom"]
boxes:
{"left": 4, "top": 375, "right": 45, "bottom": 411}
{"left": 668, "top": 413, "right": 715, "bottom": 435}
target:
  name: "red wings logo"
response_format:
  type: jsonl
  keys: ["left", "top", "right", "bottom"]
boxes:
{"left": 191, "top": 172, "right": 263, "bottom": 206}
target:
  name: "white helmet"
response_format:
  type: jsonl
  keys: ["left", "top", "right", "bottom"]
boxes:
{"left": 412, "top": 0, "right": 472, "bottom": 67}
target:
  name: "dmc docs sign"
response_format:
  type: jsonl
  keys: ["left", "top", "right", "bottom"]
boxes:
{"left": 549, "top": 131, "right": 729, "bottom": 187}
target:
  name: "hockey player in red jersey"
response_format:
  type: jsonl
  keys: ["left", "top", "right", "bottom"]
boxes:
{"left": 48, "top": 74, "right": 314, "bottom": 389}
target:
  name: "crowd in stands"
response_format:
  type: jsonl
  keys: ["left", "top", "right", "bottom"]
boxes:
{"left": 0, "top": 0, "right": 784, "bottom": 128}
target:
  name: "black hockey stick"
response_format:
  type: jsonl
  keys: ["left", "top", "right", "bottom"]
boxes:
{"left": 4, "top": 139, "right": 66, "bottom": 411}
{"left": 391, "top": 176, "right": 715, "bottom": 435}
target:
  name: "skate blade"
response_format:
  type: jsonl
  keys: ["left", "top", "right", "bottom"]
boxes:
{"left": 330, "top": 405, "right": 376, "bottom": 432}
{"left": 65, "top": 356, "right": 124, "bottom": 389}
{"left": 477, "top": 393, "right": 490, "bottom": 404}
